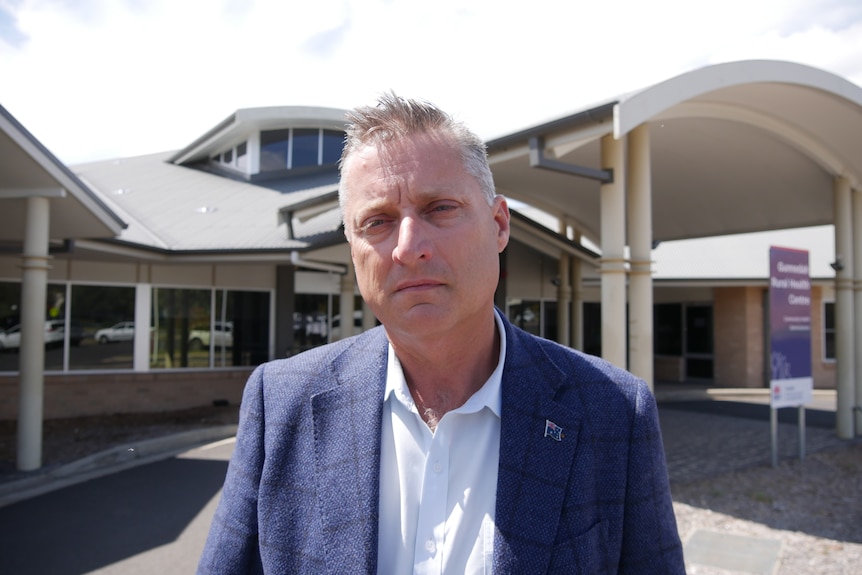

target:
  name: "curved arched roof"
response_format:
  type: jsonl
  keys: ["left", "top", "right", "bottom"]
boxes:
{"left": 169, "top": 106, "right": 348, "bottom": 165}
{"left": 487, "top": 60, "right": 862, "bottom": 244}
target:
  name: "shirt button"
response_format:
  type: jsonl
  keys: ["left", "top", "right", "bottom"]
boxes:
{"left": 425, "top": 539, "right": 436, "bottom": 553}
{"left": 433, "top": 462, "right": 442, "bottom": 473}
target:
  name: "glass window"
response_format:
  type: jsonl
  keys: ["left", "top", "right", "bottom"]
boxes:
{"left": 823, "top": 301, "right": 835, "bottom": 360}
{"left": 582, "top": 302, "right": 602, "bottom": 358}
{"left": 543, "top": 300, "right": 558, "bottom": 342}
{"left": 293, "top": 293, "right": 330, "bottom": 354}
{"left": 223, "top": 148, "right": 233, "bottom": 164}
{"left": 654, "top": 303, "right": 683, "bottom": 356}
{"left": 0, "top": 282, "right": 70, "bottom": 371}
{"left": 151, "top": 287, "right": 212, "bottom": 368}
{"left": 508, "top": 300, "right": 540, "bottom": 336}
{"left": 236, "top": 141, "right": 248, "bottom": 171}
{"left": 260, "top": 129, "right": 290, "bottom": 172}
{"left": 685, "top": 305, "right": 713, "bottom": 355}
{"left": 322, "top": 130, "right": 344, "bottom": 165}
{"left": 331, "top": 295, "right": 368, "bottom": 341}
{"left": 292, "top": 128, "right": 319, "bottom": 169}
{"left": 44, "top": 283, "right": 67, "bottom": 371}
{"left": 69, "top": 285, "right": 135, "bottom": 370}
{"left": 211, "top": 289, "right": 270, "bottom": 367}
{"left": 0, "top": 281, "right": 22, "bottom": 372}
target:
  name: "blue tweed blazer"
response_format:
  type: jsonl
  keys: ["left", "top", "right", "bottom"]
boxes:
{"left": 198, "top": 315, "right": 684, "bottom": 574}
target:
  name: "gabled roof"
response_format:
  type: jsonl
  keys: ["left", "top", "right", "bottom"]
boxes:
{"left": 0, "top": 103, "right": 126, "bottom": 242}
{"left": 74, "top": 151, "right": 339, "bottom": 253}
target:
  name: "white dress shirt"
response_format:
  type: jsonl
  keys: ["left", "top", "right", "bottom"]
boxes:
{"left": 377, "top": 312, "right": 506, "bottom": 575}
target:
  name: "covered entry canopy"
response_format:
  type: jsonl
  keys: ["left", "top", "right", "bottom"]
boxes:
{"left": 0, "top": 105, "right": 125, "bottom": 243}
{"left": 0, "top": 103, "right": 125, "bottom": 471}
{"left": 487, "top": 60, "right": 862, "bottom": 244}
{"left": 486, "top": 59, "right": 862, "bottom": 440}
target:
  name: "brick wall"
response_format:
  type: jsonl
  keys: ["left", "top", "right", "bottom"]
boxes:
{"left": 0, "top": 368, "right": 254, "bottom": 420}
{"left": 810, "top": 286, "right": 836, "bottom": 389}
{"left": 713, "top": 285, "right": 835, "bottom": 390}
{"left": 713, "top": 286, "right": 765, "bottom": 388}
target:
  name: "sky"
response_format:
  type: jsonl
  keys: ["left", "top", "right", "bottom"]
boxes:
{"left": 2, "top": 0, "right": 862, "bottom": 166}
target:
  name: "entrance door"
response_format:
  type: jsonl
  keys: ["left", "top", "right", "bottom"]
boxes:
{"left": 685, "top": 304, "right": 714, "bottom": 380}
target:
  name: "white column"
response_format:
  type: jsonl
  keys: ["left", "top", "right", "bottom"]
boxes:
{"left": 627, "top": 124, "right": 654, "bottom": 390}
{"left": 600, "top": 134, "right": 627, "bottom": 369}
{"left": 834, "top": 176, "right": 855, "bottom": 439}
{"left": 17, "top": 196, "right": 51, "bottom": 471}
{"left": 853, "top": 186, "right": 862, "bottom": 436}
{"left": 556, "top": 253, "right": 571, "bottom": 347}
{"left": 571, "top": 256, "right": 584, "bottom": 351}
{"left": 337, "top": 262, "right": 356, "bottom": 340}
{"left": 362, "top": 300, "right": 376, "bottom": 331}
{"left": 134, "top": 284, "right": 152, "bottom": 371}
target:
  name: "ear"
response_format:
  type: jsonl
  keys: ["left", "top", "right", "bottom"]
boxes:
{"left": 492, "top": 195, "right": 511, "bottom": 253}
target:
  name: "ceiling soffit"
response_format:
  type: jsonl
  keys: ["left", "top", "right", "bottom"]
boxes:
{"left": 488, "top": 60, "right": 862, "bottom": 245}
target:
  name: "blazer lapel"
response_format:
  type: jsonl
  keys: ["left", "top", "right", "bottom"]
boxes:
{"left": 311, "top": 331, "right": 387, "bottom": 575}
{"left": 494, "top": 323, "right": 582, "bottom": 574}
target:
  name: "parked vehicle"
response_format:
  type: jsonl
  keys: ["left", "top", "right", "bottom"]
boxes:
{"left": 330, "top": 310, "right": 365, "bottom": 340}
{"left": 0, "top": 324, "right": 22, "bottom": 350}
{"left": 189, "top": 321, "right": 233, "bottom": 350}
{"left": 95, "top": 321, "right": 135, "bottom": 343}
{"left": 0, "top": 320, "right": 82, "bottom": 350}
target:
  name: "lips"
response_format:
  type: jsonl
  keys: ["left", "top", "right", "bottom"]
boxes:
{"left": 394, "top": 279, "right": 443, "bottom": 293}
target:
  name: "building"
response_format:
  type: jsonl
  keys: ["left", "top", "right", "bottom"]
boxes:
{"left": 2, "top": 59, "right": 861, "bottom": 470}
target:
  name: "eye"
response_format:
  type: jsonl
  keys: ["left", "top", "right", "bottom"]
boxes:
{"left": 359, "top": 215, "right": 393, "bottom": 236}
{"left": 427, "top": 201, "right": 459, "bottom": 216}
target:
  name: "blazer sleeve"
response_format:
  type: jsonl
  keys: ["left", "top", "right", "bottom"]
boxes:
{"left": 619, "top": 381, "right": 685, "bottom": 573}
{"left": 197, "top": 365, "right": 267, "bottom": 575}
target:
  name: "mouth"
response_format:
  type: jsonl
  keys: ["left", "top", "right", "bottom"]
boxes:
{"left": 394, "top": 279, "right": 443, "bottom": 293}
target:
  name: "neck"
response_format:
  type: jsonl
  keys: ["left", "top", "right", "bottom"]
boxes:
{"left": 389, "top": 312, "right": 500, "bottom": 428}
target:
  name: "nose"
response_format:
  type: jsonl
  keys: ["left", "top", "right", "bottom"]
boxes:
{"left": 392, "top": 217, "right": 431, "bottom": 265}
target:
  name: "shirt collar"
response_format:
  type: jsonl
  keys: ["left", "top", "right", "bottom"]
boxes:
{"left": 384, "top": 310, "right": 506, "bottom": 419}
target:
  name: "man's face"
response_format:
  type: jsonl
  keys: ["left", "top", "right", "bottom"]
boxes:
{"left": 342, "top": 132, "right": 510, "bottom": 342}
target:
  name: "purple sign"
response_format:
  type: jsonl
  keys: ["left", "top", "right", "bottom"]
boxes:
{"left": 769, "top": 246, "right": 813, "bottom": 408}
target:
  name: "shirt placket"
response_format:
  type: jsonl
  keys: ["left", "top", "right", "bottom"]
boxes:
{"left": 413, "top": 422, "right": 449, "bottom": 575}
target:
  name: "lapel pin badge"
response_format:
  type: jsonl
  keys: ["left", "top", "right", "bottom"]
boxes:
{"left": 544, "top": 419, "right": 564, "bottom": 441}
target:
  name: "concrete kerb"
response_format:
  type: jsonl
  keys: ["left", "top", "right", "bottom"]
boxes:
{"left": 0, "top": 424, "right": 238, "bottom": 509}
{"left": 655, "top": 386, "right": 836, "bottom": 406}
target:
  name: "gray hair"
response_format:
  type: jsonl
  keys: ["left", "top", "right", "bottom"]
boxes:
{"left": 339, "top": 92, "right": 496, "bottom": 222}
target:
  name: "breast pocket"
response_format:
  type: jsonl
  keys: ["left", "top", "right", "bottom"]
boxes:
{"left": 547, "top": 520, "right": 611, "bottom": 575}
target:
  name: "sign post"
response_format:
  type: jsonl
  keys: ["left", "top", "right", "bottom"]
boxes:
{"left": 768, "top": 246, "right": 813, "bottom": 467}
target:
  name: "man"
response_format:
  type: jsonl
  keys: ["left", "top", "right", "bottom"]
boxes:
{"left": 198, "top": 94, "right": 684, "bottom": 574}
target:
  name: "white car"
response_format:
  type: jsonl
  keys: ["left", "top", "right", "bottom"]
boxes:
{"left": 0, "top": 324, "right": 22, "bottom": 350}
{"left": 189, "top": 321, "right": 233, "bottom": 349}
{"left": 95, "top": 321, "right": 135, "bottom": 344}
{"left": 0, "top": 321, "right": 81, "bottom": 349}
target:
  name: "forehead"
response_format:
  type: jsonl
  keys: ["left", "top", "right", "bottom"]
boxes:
{"left": 341, "top": 133, "right": 476, "bottom": 199}
{"left": 344, "top": 132, "right": 466, "bottom": 184}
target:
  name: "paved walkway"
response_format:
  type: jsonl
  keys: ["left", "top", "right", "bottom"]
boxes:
{"left": 0, "top": 387, "right": 847, "bottom": 503}
{"left": 0, "top": 387, "right": 856, "bottom": 575}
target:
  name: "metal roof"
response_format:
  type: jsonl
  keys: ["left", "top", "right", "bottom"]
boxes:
{"left": 73, "top": 151, "right": 338, "bottom": 253}
{"left": 0, "top": 103, "right": 126, "bottom": 242}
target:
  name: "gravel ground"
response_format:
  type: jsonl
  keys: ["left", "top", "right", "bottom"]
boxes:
{"left": 1, "top": 404, "right": 860, "bottom": 574}
{"left": 673, "top": 441, "right": 862, "bottom": 574}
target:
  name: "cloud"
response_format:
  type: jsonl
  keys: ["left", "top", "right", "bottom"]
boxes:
{"left": 0, "top": 1, "right": 28, "bottom": 48}
{"left": 2, "top": 0, "right": 862, "bottom": 164}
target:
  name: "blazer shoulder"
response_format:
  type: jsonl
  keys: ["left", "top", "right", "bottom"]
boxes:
{"left": 503, "top": 319, "right": 649, "bottom": 415}
{"left": 248, "top": 326, "right": 388, "bottom": 401}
